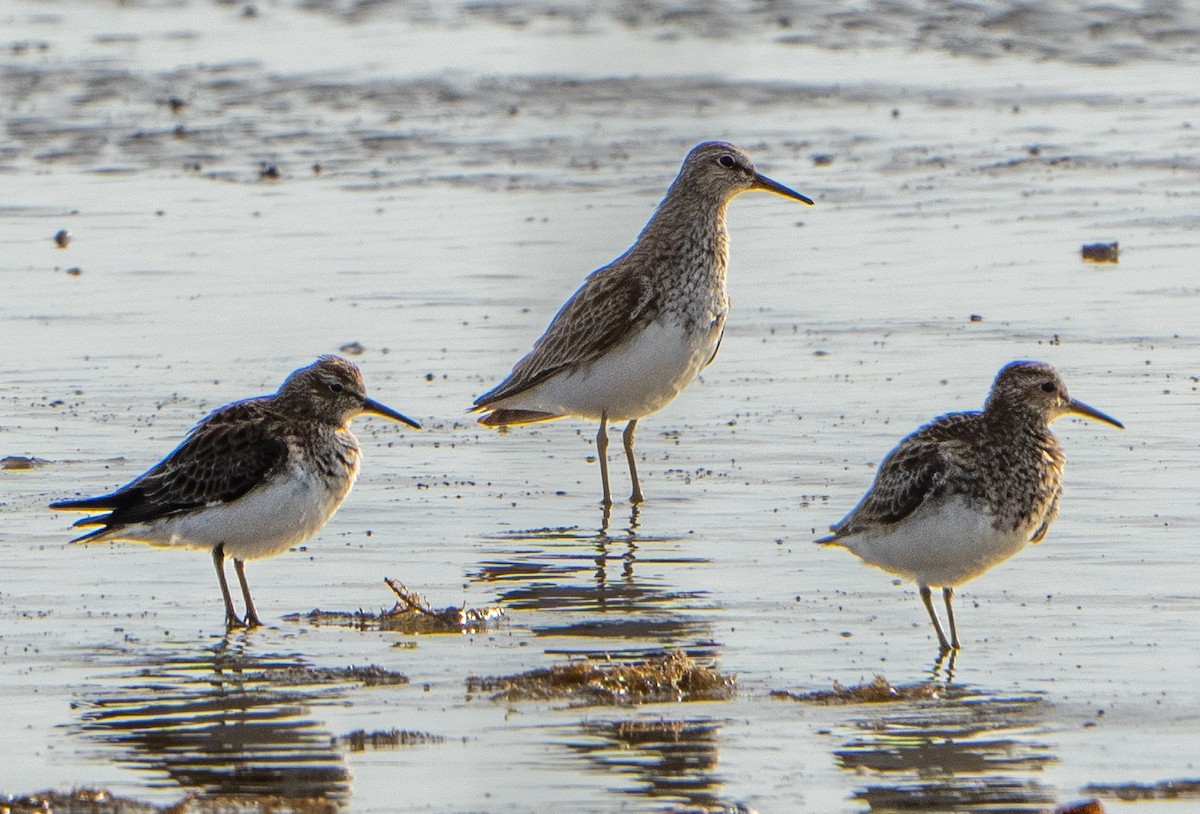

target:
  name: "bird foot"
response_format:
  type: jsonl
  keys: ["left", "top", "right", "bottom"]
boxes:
{"left": 937, "top": 639, "right": 961, "bottom": 655}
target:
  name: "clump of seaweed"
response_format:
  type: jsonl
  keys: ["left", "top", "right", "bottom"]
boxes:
{"left": 771, "top": 674, "right": 942, "bottom": 705}
{"left": 467, "top": 650, "right": 735, "bottom": 706}
{"left": 243, "top": 664, "right": 409, "bottom": 687}
{"left": 284, "top": 578, "right": 503, "bottom": 634}
{"left": 1083, "top": 779, "right": 1200, "bottom": 801}
{"left": 1055, "top": 800, "right": 1105, "bottom": 814}
{"left": 2, "top": 455, "right": 50, "bottom": 470}
{"left": 336, "top": 728, "right": 445, "bottom": 751}
{"left": 3, "top": 788, "right": 339, "bottom": 814}
{"left": 4, "top": 788, "right": 157, "bottom": 814}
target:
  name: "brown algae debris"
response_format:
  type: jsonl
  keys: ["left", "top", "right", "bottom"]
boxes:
{"left": 4, "top": 788, "right": 155, "bottom": 814}
{"left": 285, "top": 578, "right": 503, "bottom": 634}
{"left": 1081, "top": 241, "right": 1119, "bottom": 263}
{"left": 467, "top": 650, "right": 735, "bottom": 705}
{"left": 2, "top": 455, "right": 51, "bottom": 470}
{"left": 771, "top": 674, "right": 941, "bottom": 705}
{"left": 336, "top": 728, "right": 445, "bottom": 751}
{"left": 2, "top": 788, "right": 340, "bottom": 814}
{"left": 1055, "top": 800, "right": 1105, "bottom": 814}
{"left": 242, "top": 664, "right": 409, "bottom": 687}
{"left": 1083, "top": 779, "right": 1200, "bottom": 801}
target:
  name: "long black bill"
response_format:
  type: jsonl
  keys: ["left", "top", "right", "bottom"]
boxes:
{"left": 753, "top": 172, "right": 814, "bottom": 205}
{"left": 1068, "top": 398, "right": 1123, "bottom": 429}
{"left": 362, "top": 397, "right": 421, "bottom": 429}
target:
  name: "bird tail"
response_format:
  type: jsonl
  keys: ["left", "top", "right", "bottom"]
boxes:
{"left": 67, "top": 524, "right": 118, "bottom": 544}
{"left": 50, "top": 494, "right": 119, "bottom": 512}
{"left": 476, "top": 409, "right": 560, "bottom": 427}
{"left": 50, "top": 494, "right": 122, "bottom": 542}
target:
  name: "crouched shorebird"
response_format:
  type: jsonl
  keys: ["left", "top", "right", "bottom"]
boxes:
{"left": 472, "top": 141, "right": 813, "bottom": 505}
{"left": 50, "top": 356, "right": 419, "bottom": 628}
{"left": 818, "top": 361, "right": 1123, "bottom": 653}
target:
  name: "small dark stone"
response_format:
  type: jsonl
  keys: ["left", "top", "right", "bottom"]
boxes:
{"left": 1081, "top": 241, "right": 1119, "bottom": 263}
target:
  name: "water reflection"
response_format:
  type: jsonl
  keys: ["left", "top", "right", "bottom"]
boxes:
{"left": 564, "top": 717, "right": 743, "bottom": 812}
{"left": 834, "top": 684, "right": 1056, "bottom": 813}
{"left": 471, "top": 506, "right": 714, "bottom": 646}
{"left": 71, "top": 639, "right": 350, "bottom": 805}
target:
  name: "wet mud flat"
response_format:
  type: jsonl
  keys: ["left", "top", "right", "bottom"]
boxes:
{"left": 3, "top": 0, "right": 1200, "bottom": 812}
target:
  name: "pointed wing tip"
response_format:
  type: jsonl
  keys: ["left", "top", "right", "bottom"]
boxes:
{"left": 66, "top": 524, "right": 114, "bottom": 544}
{"left": 478, "top": 409, "right": 560, "bottom": 426}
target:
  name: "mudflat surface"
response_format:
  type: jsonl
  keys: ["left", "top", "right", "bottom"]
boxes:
{"left": 2, "top": 1, "right": 1199, "bottom": 812}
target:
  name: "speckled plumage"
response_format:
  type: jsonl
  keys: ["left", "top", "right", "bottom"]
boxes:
{"left": 473, "top": 141, "right": 813, "bottom": 504}
{"left": 819, "top": 361, "right": 1123, "bottom": 652}
{"left": 50, "top": 356, "right": 420, "bottom": 628}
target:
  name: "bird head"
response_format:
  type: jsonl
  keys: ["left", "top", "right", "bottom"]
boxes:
{"left": 279, "top": 356, "right": 421, "bottom": 429}
{"left": 985, "top": 361, "right": 1123, "bottom": 429}
{"left": 674, "top": 141, "right": 814, "bottom": 206}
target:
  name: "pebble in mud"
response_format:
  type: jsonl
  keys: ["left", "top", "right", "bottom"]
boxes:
{"left": 1081, "top": 241, "right": 1119, "bottom": 263}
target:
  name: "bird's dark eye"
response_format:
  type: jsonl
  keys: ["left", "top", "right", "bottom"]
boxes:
{"left": 329, "top": 381, "right": 344, "bottom": 393}
{"left": 717, "top": 154, "right": 735, "bottom": 168}
{"left": 1041, "top": 381, "right": 1056, "bottom": 393}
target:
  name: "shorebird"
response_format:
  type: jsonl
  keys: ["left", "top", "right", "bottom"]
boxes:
{"left": 818, "top": 361, "right": 1123, "bottom": 653}
{"left": 50, "top": 356, "right": 419, "bottom": 628}
{"left": 472, "top": 141, "right": 813, "bottom": 504}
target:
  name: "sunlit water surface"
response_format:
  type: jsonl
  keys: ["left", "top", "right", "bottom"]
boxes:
{"left": 2, "top": 1, "right": 1199, "bottom": 811}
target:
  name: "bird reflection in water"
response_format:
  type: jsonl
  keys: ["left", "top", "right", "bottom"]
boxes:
{"left": 71, "top": 638, "right": 350, "bottom": 807}
{"left": 471, "top": 502, "right": 714, "bottom": 646}
{"left": 833, "top": 684, "right": 1057, "bottom": 812}
{"left": 565, "top": 718, "right": 749, "bottom": 812}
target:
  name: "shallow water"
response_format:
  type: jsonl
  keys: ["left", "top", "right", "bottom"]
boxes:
{"left": 2, "top": 1, "right": 1200, "bottom": 812}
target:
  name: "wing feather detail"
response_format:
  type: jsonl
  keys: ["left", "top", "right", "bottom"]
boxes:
{"left": 51, "top": 400, "right": 289, "bottom": 532}
{"left": 474, "top": 263, "right": 657, "bottom": 409}
{"left": 822, "top": 412, "right": 977, "bottom": 540}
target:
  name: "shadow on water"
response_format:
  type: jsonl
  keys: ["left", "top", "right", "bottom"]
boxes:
{"left": 70, "top": 638, "right": 351, "bottom": 806}
{"left": 470, "top": 504, "right": 717, "bottom": 648}
{"left": 833, "top": 680, "right": 1056, "bottom": 813}
{"left": 563, "top": 717, "right": 740, "bottom": 812}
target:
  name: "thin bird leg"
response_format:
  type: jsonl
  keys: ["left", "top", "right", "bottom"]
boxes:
{"left": 623, "top": 419, "right": 644, "bottom": 504}
{"left": 920, "top": 584, "right": 953, "bottom": 653}
{"left": 212, "top": 544, "right": 242, "bottom": 629}
{"left": 942, "top": 586, "right": 961, "bottom": 650}
{"left": 234, "top": 558, "right": 263, "bottom": 628}
{"left": 596, "top": 412, "right": 612, "bottom": 506}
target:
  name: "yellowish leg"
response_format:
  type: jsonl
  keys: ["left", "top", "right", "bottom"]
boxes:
{"left": 943, "top": 586, "right": 960, "bottom": 650}
{"left": 920, "top": 584, "right": 953, "bottom": 653}
{"left": 234, "top": 558, "right": 263, "bottom": 628}
{"left": 596, "top": 412, "right": 612, "bottom": 506}
{"left": 212, "top": 544, "right": 242, "bottom": 629}
{"left": 623, "top": 419, "right": 643, "bottom": 504}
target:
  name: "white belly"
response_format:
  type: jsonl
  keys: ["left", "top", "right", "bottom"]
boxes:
{"left": 501, "top": 317, "right": 722, "bottom": 421}
{"left": 92, "top": 462, "right": 356, "bottom": 561}
{"left": 836, "top": 494, "right": 1031, "bottom": 587}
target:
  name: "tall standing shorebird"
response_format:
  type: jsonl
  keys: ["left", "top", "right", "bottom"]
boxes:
{"left": 818, "top": 361, "right": 1123, "bottom": 653}
{"left": 50, "top": 356, "right": 420, "bottom": 628}
{"left": 472, "top": 141, "right": 813, "bottom": 505}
